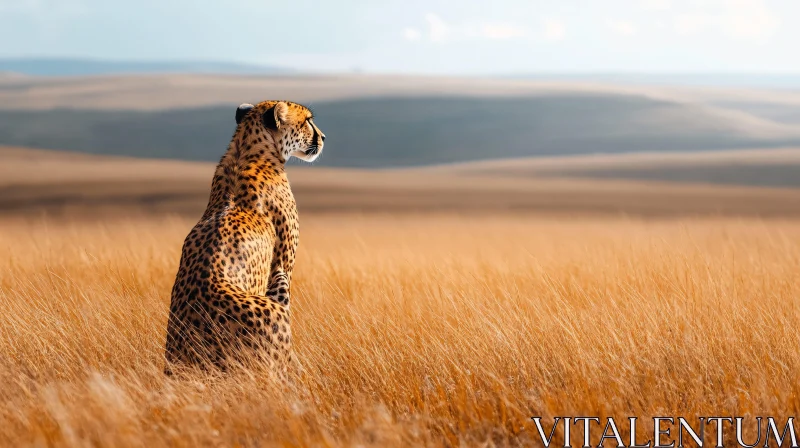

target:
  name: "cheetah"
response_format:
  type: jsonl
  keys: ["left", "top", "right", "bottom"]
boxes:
{"left": 164, "top": 100, "right": 325, "bottom": 375}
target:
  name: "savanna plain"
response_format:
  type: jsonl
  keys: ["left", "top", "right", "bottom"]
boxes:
{"left": 2, "top": 210, "right": 799, "bottom": 446}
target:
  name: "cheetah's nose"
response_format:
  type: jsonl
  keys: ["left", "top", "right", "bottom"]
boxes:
{"left": 320, "top": 133, "right": 326, "bottom": 142}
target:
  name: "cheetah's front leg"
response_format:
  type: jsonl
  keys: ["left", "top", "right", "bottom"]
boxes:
{"left": 265, "top": 268, "right": 294, "bottom": 378}
{"left": 266, "top": 268, "right": 290, "bottom": 306}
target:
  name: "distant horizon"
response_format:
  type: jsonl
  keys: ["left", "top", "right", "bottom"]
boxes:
{"left": 3, "top": 56, "right": 800, "bottom": 79}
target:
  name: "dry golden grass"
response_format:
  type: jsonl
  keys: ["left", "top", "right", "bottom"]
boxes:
{"left": 1, "top": 214, "right": 799, "bottom": 446}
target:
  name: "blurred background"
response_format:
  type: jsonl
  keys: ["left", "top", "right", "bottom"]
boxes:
{"left": 2, "top": 0, "right": 800, "bottom": 218}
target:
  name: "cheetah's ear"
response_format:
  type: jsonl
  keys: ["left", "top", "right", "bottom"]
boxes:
{"left": 235, "top": 103, "right": 254, "bottom": 124}
{"left": 262, "top": 101, "right": 288, "bottom": 131}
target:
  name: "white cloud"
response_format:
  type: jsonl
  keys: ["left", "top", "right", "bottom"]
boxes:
{"left": 606, "top": 19, "right": 638, "bottom": 37}
{"left": 405, "top": 15, "right": 529, "bottom": 43}
{"left": 425, "top": 13, "right": 450, "bottom": 43}
{"left": 642, "top": 0, "right": 672, "bottom": 11}
{"left": 403, "top": 27, "right": 421, "bottom": 41}
{"left": 721, "top": 0, "right": 779, "bottom": 40}
{"left": 674, "top": 14, "right": 707, "bottom": 36}
{"left": 542, "top": 18, "right": 566, "bottom": 41}
{"left": 671, "top": 0, "right": 778, "bottom": 41}
{"left": 479, "top": 23, "right": 528, "bottom": 40}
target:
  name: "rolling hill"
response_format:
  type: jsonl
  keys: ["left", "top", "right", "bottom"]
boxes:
{"left": 435, "top": 147, "right": 800, "bottom": 188}
{"left": 1, "top": 95, "right": 800, "bottom": 168}
{"left": 2, "top": 146, "right": 800, "bottom": 219}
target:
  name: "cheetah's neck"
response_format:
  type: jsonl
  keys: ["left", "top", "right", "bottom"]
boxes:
{"left": 205, "top": 135, "right": 294, "bottom": 216}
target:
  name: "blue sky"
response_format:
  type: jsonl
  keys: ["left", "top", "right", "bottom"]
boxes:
{"left": 0, "top": 0, "right": 798, "bottom": 74}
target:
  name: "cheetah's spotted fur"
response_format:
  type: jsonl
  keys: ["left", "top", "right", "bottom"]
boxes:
{"left": 164, "top": 100, "right": 324, "bottom": 375}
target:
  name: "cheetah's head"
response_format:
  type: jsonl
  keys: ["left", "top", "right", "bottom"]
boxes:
{"left": 235, "top": 100, "right": 325, "bottom": 163}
